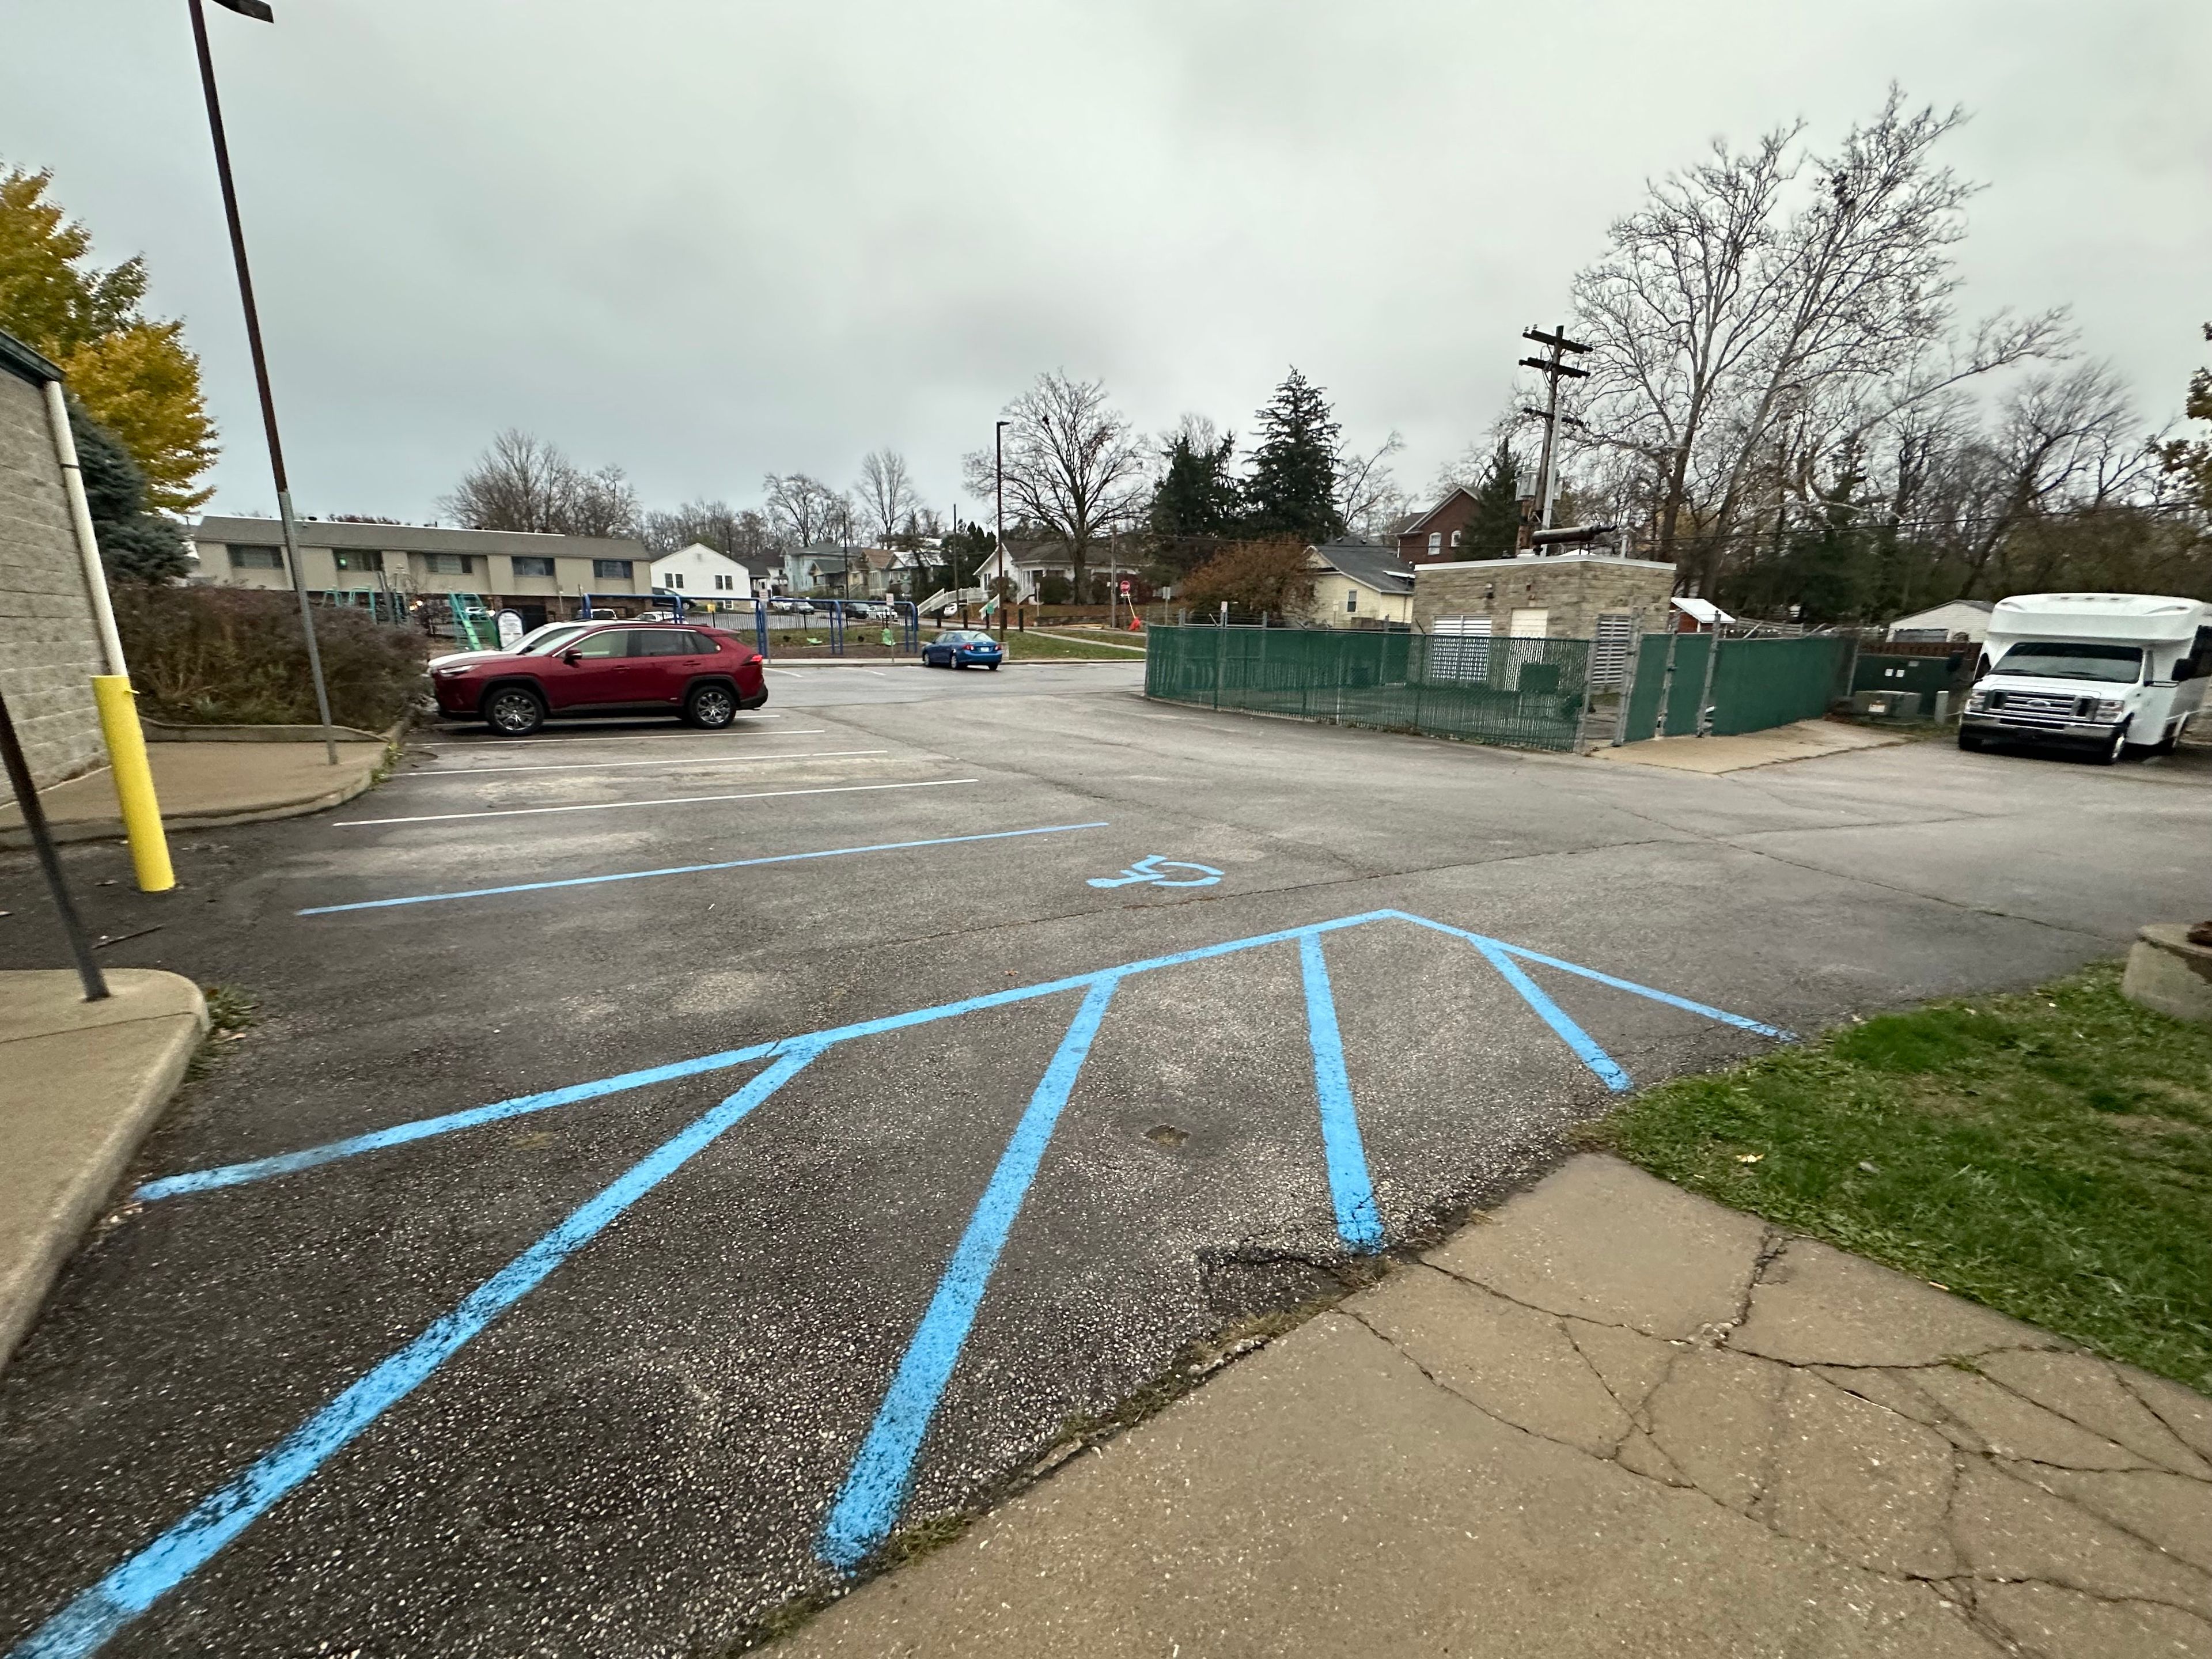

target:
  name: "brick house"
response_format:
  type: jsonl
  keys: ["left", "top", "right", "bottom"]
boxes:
{"left": 0, "top": 329, "right": 107, "bottom": 804}
{"left": 1395, "top": 488, "right": 1482, "bottom": 566}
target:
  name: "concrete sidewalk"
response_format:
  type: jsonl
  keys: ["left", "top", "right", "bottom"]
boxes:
{"left": 0, "top": 740, "right": 386, "bottom": 847}
{"left": 1594, "top": 719, "right": 1908, "bottom": 774}
{"left": 789, "top": 1158, "right": 2212, "bottom": 1658}
{"left": 0, "top": 970, "right": 206, "bottom": 1369}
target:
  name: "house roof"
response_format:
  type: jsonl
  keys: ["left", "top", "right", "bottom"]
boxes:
{"left": 196, "top": 515, "right": 647, "bottom": 559}
{"left": 1891, "top": 599, "right": 1994, "bottom": 624}
{"left": 652, "top": 542, "right": 749, "bottom": 570}
{"left": 1397, "top": 488, "right": 1478, "bottom": 537}
{"left": 1308, "top": 540, "right": 1415, "bottom": 595}
{"left": 0, "top": 327, "right": 62, "bottom": 389}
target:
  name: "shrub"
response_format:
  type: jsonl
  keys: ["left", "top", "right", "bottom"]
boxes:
{"left": 109, "top": 584, "right": 428, "bottom": 730}
{"left": 1178, "top": 537, "right": 1316, "bottom": 621}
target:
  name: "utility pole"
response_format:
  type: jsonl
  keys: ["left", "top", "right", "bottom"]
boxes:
{"left": 190, "top": 0, "right": 337, "bottom": 764}
{"left": 1519, "top": 324, "right": 1592, "bottom": 539}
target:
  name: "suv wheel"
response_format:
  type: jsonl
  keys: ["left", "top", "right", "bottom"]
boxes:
{"left": 483, "top": 685, "right": 545, "bottom": 736}
{"left": 686, "top": 683, "right": 738, "bottom": 728}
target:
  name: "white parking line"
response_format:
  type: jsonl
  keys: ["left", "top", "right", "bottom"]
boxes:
{"left": 336, "top": 777, "right": 979, "bottom": 827}
{"left": 400, "top": 749, "right": 889, "bottom": 779}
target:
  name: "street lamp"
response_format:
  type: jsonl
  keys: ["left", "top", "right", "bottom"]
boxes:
{"left": 994, "top": 418, "right": 1009, "bottom": 641}
{"left": 189, "top": 0, "right": 338, "bottom": 764}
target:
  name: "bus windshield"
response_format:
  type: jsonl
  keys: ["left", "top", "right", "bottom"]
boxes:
{"left": 1993, "top": 642, "right": 2143, "bottom": 684}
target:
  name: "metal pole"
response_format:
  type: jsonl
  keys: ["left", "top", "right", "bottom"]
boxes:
{"left": 1695, "top": 623, "right": 1724, "bottom": 737}
{"left": 188, "top": 0, "right": 337, "bottom": 766}
{"left": 0, "top": 687, "right": 108, "bottom": 1001}
{"left": 994, "top": 418, "right": 1008, "bottom": 631}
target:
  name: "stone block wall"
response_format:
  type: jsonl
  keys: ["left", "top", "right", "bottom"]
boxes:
{"left": 0, "top": 369, "right": 104, "bottom": 806}
{"left": 1411, "top": 555, "right": 1677, "bottom": 639}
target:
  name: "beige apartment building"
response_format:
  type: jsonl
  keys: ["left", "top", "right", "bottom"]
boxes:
{"left": 192, "top": 517, "right": 656, "bottom": 628}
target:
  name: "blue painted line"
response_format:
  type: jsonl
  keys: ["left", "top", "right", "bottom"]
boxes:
{"left": 1299, "top": 932, "right": 1382, "bottom": 1252}
{"left": 1385, "top": 912, "right": 1793, "bottom": 1040}
{"left": 8, "top": 1042, "right": 824, "bottom": 1659}
{"left": 138, "top": 911, "right": 1403, "bottom": 1203}
{"left": 819, "top": 978, "right": 1118, "bottom": 1571}
{"left": 295, "top": 821, "right": 1113, "bottom": 915}
{"left": 133, "top": 1042, "right": 784, "bottom": 1202}
{"left": 1469, "top": 938, "right": 1633, "bottom": 1092}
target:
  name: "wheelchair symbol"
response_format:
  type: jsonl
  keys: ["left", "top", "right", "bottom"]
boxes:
{"left": 1087, "top": 855, "right": 1223, "bottom": 889}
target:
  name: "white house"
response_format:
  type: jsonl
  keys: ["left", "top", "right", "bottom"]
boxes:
{"left": 1886, "top": 599, "right": 1993, "bottom": 643}
{"left": 650, "top": 543, "right": 751, "bottom": 601}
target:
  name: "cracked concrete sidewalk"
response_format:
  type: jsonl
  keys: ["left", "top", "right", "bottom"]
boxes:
{"left": 785, "top": 1157, "right": 2212, "bottom": 1658}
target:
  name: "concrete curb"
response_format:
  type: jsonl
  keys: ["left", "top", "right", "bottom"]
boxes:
{"left": 0, "top": 971, "right": 208, "bottom": 1372}
{"left": 0, "top": 764, "right": 386, "bottom": 849}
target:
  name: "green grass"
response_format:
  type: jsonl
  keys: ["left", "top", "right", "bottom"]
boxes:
{"left": 1597, "top": 963, "right": 2212, "bottom": 1391}
{"left": 998, "top": 629, "right": 1146, "bottom": 660}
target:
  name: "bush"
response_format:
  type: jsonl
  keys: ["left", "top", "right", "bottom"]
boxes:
{"left": 1179, "top": 537, "right": 1316, "bottom": 621}
{"left": 109, "top": 584, "right": 429, "bottom": 730}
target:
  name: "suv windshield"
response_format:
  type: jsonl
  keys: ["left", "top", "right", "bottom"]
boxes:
{"left": 1993, "top": 642, "right": 2142, "bottom": 684}
{"left": 515, "top": 624, "right": 591, "bottom": 654}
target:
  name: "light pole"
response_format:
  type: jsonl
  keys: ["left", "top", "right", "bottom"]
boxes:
{"left": 994, "top": 418, "right": 1009, "bottom": 642}
{"left": 189, "top": 0, "right": 338, "bottom": 764}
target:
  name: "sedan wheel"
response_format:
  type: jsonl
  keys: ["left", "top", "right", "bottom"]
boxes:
{"left": 483, "top": 685, "right": 545, "bottom": 736}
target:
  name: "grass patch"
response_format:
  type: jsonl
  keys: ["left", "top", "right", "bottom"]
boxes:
{"left": 1597, "top": 962, "right": 2212, "bottom": 1391}
{"left": 998, "top": 630, "right": 1145, "bottom": 660}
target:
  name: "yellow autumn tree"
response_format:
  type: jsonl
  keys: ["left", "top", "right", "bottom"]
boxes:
{"left": 0, "top": 165, "right": 218, "bottom": 512}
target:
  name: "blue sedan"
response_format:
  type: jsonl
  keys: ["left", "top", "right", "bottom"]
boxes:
{"left": 922, "top": 629, "right": 1004, "bottom": 670}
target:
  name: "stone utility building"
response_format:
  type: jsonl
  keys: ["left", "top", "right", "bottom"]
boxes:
{"left": 192, "top": 517, "right": 654, "bottom": 628}
{"left": 0, "top": 329, "right": 106, "bottom": 805}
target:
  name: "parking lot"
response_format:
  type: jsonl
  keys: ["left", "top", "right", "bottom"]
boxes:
{"left": 3, "top": 661, "right": 2209, "bottom": 1657}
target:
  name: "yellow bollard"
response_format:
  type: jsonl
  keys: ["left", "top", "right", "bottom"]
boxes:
{"left": 92, "top": 675, "right": 174, "bottom": 893}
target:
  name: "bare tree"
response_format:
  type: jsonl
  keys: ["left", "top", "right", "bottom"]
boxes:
{"left": 856, "top": 449, "right": 919, "bottom": 547}
{"left": 963, "top": 371, "right": 1149, "bottom": 598}
{"left": 1569, "top": 88, "right": 2066, "bottom": 593}
{"left": 642, "top": 499, "right": 777, "bottom": 562}
{"left": 442, "top": 429, "right": 640, "bottom": 539}
{"left": 763, "top": 472, "right": 850, "bottom": 550}
{"left": 1335, "top": 429, "right": 1406, "bottom": 541}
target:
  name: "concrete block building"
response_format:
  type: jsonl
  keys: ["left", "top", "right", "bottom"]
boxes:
{"left": 0, "top": 331, "right": 106, "bottom": 805}
{"left": 191, "top": 517, "right": 655, "bottom": 630}
{"left": 1412, "top": 553, "right": 1678, "bottom": 684}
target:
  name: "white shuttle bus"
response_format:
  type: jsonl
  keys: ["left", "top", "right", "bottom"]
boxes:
{"left": 1960, "top": 593, "right": 2211, "bottom": 763}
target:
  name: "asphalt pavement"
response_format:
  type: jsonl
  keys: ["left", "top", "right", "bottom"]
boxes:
{"left": 1, "top": 660, "right": 2206, "bottom": 1658}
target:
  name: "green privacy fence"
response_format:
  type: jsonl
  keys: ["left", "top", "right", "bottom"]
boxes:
{"left": 1145, "top": 624, "right": 1593, "bottom": 751}
{"left": 1620, "top": 632, "right": 1851, "bottom": 740}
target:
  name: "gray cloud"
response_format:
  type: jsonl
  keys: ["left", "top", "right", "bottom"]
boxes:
{"left": 5, "top": 0, "right": 2206, "bottom": 522}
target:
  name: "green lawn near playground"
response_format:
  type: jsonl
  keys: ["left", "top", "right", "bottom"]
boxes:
{"left": 994, "top": 630, "right": 1146, "bottom": 660}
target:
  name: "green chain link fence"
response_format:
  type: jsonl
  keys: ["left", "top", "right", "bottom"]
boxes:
{"left": 1145, "top": 624, "right": 1593, "bottom": 751}
{"left": 1620, "top": 632, "right": 1851, "bottom": 740}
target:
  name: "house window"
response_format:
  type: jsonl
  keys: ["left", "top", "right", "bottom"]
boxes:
{"left": 714, "top": 573, "right": 734, "bottom": 590}
{"left": 593, "top": 559, "right": 632, "bottom": 580}
{"left": 333, "top": 550, "right": 382, "bottom": 573}
{"left": 426, "top": 553, "right": 474, "bottom": 575}
{"left": 667, "top": 572, "right": 684, "bottom": 589}
{"left": 228, "top": 545, "right": 283, "bottom": 570}
{"left": 1346, "top": 590, "right": 1359, "bottom": 613}
{"left": 1449, "top": 529, "right": 1462, "bottom": 548}
{"left": 511, "top": 556, "right": 555, "bottom": 578}
{"left": 1427, "top": 532, "right": 1441, "bottom": 555}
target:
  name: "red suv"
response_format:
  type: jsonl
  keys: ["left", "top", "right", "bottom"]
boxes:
{"left": 431, "top": 624, "right": 768, "bottom": 736}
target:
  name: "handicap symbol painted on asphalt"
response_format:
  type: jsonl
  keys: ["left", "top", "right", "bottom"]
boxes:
{"left": 1087, "top": 855, "right": 1224, "bottom": 889}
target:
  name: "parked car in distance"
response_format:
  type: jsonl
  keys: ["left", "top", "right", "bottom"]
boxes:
{"left": 636, "top": 609, "right": 677, "bottom": 623}
{"left": 427, "top": 620, "right": 593, "bottom": 671}
{"left": 921, "top": 629, "right": 1003, "bottom": 670}
{"left": 431, "top": 623, "right": 768, "bottom": 736}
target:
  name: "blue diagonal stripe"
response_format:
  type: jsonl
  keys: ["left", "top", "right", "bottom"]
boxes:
{"left": 9, "top": 1043, "right": 824, "bottom": 1659}
{"left": 817, "top": 978, "right": 1118, "bottom": 1570}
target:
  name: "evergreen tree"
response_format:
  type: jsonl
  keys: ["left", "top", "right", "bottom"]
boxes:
{"left": 1146, "top": 425, "right": 1241, "bottom": 571}
{"left": 1462, "top": 440, "right": 1524, "bottom": 559}
{"left": 69, "top": 399, "right": 190, "bottom": 584}
{"left": 1242, "top": 368, "right": 1344, "bottom": 542}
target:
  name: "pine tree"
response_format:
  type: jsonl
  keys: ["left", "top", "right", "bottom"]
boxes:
{"left": 1242, "top": 368, "right": 1344, "bottom": 542}
{"left": 1146, "top": 426, "right": 1241, "bottom": 571}
{"left": 69, "top": 399, "right": 190, "bottom": 584}
{"left": 1462, "top": 440, "right": 1524, "bottom": 559}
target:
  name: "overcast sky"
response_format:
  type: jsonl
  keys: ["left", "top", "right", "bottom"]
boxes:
{"left": 5, "top": 0, "right": 2207, "bottom": 528}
